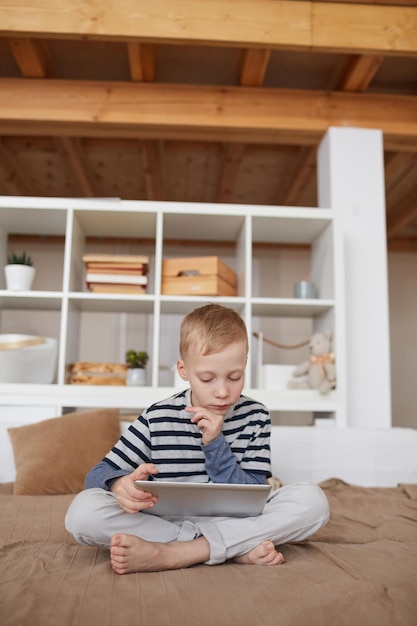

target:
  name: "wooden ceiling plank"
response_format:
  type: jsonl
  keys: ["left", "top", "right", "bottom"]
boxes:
{"left": 388, "top": 238, "right": 417, "bottom": 253}
{"left": 7, "top": 37, "right": 50, "bottom": 78}
{"left": 0, "top": 79, "right": 416, "bottom": 150}
{"left": 240, "top": 49, "right": 271, "bottom": 87}
{"left": 0, "top": 1, "right": 416, "bottom": 56}
{"left": 385, "top": 152, "right": 417, "bottom": 196}
{"left": 127, "top": 43, "right": 155, "bottom": 82}
{"left": 387, "top": 178, "right": 417, "bottom": 237}
{"left": 281, "top": 146, "right": 316, "bottom": 205}
{"left": 0, "top": 138, "right": 31, "bottom": 194}
{"left": 216, "top": 143, "right": 245, "bottom": 203}
{"left": 0, "top": 168, "right": 21, "bottom": 195}
{"left": 58, "top": 136, "right": 95, "bottom": 197}
{"left": 338, "top": 54, "right": 384, "bottom": 91}
{"left": 140, "top": 139, "right": 164, "bottom": 201}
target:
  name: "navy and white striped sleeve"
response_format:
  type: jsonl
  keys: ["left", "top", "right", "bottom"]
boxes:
{"left": 106, "top": 413, "right": 151, "bottom": 466}
{"left": 84, "top": 411, "right": 153, "bottom": 489}
{"left": 205, "top": 396, "right": 271, "bottom": 484}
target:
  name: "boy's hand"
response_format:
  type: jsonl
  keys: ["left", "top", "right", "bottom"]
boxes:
{"left": 110, "top": 463, "right": 159, "bottom": 514}
{"left": 186, "top": 406, "right": 223, "bottom": 445}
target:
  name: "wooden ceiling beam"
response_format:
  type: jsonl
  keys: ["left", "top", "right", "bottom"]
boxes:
{"left": 127, "top": 43, "right": 156, "bottom": 82}
{"left": 7, "top": 37, "right": 52, "bottom": 78}
{"left": 240, "top": 49, "right": 271, "bottom": 87}
{"left": 337, "top": 54, "right": 384, "bottom": 91}
{"left": 0, "top": 79, "right": 416, "bottom": 151}
{"left": 311, "top": 2, "right": 417, "bottom": 56}
{"left": 0, "top": 1, "right": 416, "bottom": 56}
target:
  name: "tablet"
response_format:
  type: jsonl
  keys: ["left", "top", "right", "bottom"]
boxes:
{"left": 134, "top": 480, "right": 271, "bottom": 517}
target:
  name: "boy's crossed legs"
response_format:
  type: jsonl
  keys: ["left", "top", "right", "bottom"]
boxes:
{"left": 65, "top": 482, "right": 329, "bottom": 574}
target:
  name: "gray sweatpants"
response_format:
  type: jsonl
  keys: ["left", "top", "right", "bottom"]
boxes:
{"left": 65, "top": 482, "right": 329, "bottom": 565}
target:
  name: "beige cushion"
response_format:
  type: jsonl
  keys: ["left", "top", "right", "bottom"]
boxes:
{"left": 8, "top": 408, "right": 121, "bottom": 495}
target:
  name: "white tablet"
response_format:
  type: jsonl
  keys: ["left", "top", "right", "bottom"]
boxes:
{"left": 134, "top": 480, "right": 271, "bottom": 517}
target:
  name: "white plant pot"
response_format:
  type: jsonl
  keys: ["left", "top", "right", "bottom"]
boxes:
{"left": 4, "top": 264, "right": 36, "bottom": 291}
{"left": 126, "top": 368, "right": 147, "bottom": 386}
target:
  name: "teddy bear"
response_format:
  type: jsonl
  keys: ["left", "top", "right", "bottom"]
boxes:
{"left": 287, "top": 331, "right": 336, "bottom": 395}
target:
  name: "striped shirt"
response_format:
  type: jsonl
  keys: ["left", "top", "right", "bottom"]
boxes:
{"left": 85, "top": 389, "right": 271, "bottom": 489}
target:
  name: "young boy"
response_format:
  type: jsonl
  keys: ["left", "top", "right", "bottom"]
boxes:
{"left": 65, "top": 303, "right": 329, "bottom": 573}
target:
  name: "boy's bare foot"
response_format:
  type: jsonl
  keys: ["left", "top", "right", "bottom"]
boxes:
{"left": 110, "top": 533, "right": 210, "bottom": 574}
{"left": 232, "top": 541, "right": 285, "bottom": 566}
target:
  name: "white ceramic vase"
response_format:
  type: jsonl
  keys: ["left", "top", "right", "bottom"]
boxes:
{"left": 126, "top": 368, "right": 146, "bottom": 386}
{"left": 4, "top": 264, "right": 36, "bottom": 291}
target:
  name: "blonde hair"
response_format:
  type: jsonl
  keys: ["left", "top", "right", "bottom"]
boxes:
{"left": 180, "top": 303, "right": 248, "bottom": 357}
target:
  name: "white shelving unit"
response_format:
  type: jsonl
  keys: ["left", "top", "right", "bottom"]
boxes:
{"left": 0, "top": 196, "right": 346, "bottom": 426}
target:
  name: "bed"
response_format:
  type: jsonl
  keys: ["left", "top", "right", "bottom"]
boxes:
{"left": 1, "top": 409, "right": 417, "bottom": 626}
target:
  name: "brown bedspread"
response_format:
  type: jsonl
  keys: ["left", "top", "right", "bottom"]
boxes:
{"left": 1, "top": 479, "right": 417, "bottom": 626}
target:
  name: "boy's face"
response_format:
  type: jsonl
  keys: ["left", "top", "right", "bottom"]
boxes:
{"left": 177, "top": 340, "right": 247, "bottom": 416}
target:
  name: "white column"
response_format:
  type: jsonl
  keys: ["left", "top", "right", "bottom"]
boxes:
{"left": 317, "top": 127, "right": 391, "bottom": 428}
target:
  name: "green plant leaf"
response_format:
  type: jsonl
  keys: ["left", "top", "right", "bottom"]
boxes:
{"left": 125, "top": 349, "right": 149, "bottom": 369}
{"left": 7, "top": 251, "right": 34, "bottom": 266}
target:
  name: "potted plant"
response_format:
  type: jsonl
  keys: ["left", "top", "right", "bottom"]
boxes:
{"left": 4, "top": 252, "right": 36, "bottom": 291}
{"left": 125, "top": 349, "right": 149, "bottom": 386}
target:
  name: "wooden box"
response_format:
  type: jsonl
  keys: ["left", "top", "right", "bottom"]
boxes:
{"left": 161, "top": 256, "right": 237, "bottom": 296}
{"left": 69, "top": 362, "right": 128, "bottom": 385}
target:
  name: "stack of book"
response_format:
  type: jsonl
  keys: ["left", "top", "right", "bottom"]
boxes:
{"left": 82, "top": 254, "right": 149, "bottom": 294}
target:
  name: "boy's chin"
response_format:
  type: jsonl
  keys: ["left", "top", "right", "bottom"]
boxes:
{"left": 210, "top": 404, "right": 231, "bottom": 415}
